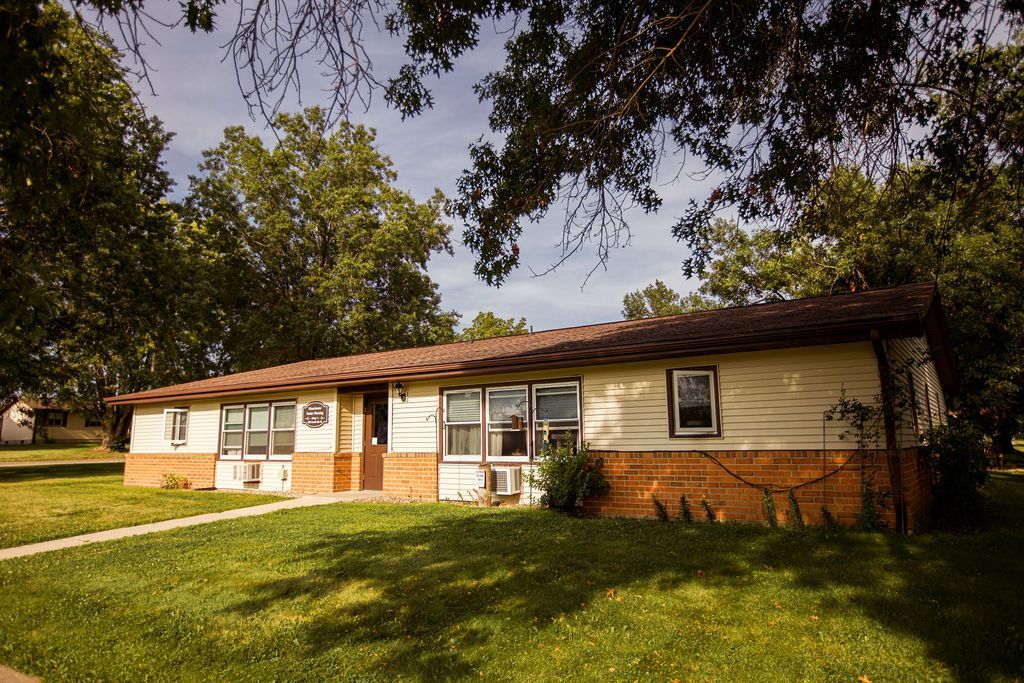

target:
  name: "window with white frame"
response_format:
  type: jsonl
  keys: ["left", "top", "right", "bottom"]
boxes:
{"left": 246, "top": 404, "right": 270, "bottom": 457}
{"left": 533, "top": 383, "right": 580, "bottom": 456}
{"left": 219, "top": 402, "right": 295, "bottom": 460}
{"left": 221, "top": 406, "right": 244, "bottom": 458}
{"left": 271, "top": 403, "right": 296, "bottom": 456}
{"left": 163, "top": 408, "right": 189, "bottom": 444}
{"left": 487, "top": 387, "right": 528, "bottom": 458}
{"left": 443, "top": 390, "right": 481, "bottom": 460}
{"left": 668, "top": 367, "right": 721, "bottom": 437}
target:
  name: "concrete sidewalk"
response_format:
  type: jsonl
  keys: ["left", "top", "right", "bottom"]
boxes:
{"left": 0, "top": 458, "right": 125, "bottom": 468}
{"left": 0, "top": 493, "right": 377, "bottom": 561}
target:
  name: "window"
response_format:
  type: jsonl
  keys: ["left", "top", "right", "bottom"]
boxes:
{"left": 220, "top": 402, "right": 295, "bottom": 460}
{"left": 487, "top": 387, "right": 529, "bottom": 459}
{"left": 667, "top": 367, "right": 721, "bottom": 437}
{"left": 441, "top": 379, "right": 582, "bottom": 462}
{"left": 44, "top": 410, "right": 68, "bottom": 427}
{"left": 271, "top": 403, "right": 296, "bottom": 456}
{"left": 84, "top": 415, "right": 103, "bottom": 428}
{"left": 907, "top": 371, "right": 920, "bottom": 436}
{"left": 443, "top": 390, "right": 482, "bottom": 461}
{"left": 533, "top": 383, "right": 580, "bottom": 456}
{"left": 924, "top": 389, "right": 933, "bottom": 430}
{"left": 245, "top": 405, "right": 270, "bottom": 457}
{"left": 163, "top": 408, "right": 189, "bottom": 444}
{"left": 221, "top": 406, "right": 244, "bottom": 459}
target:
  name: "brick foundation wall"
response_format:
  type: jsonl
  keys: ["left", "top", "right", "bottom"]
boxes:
{"left": 292, "top": 452, "right": 363, "bottom": 494}
{"left": 339, "top": 453, "right": 363, "bottom": 491}
{"left": 900, "top": 447, "right": 933, "bottom": 529}
{"left": 383, "top": 452, "right": 438, "bottom": 501}
{"left": 124, "top": 453, "right": 216, "bottom": 489}
{"left": 584, "top": 449, "right": 931, "bottom": 528}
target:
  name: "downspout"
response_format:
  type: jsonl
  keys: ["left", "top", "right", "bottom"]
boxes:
{"left": 871, "top": 332, "right": 907, "bottom": 533}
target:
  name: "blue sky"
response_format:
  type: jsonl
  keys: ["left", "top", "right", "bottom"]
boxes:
{"left": 121, "top": 8, "right": 711, "bottom": 331}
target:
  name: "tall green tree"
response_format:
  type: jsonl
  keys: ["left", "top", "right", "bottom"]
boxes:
{"left": 68, "top": 1, "right": 1022, "bottom": 285}
{"left": 458, "top": 312, "right": 529, "bottom": 341}
{"left": 0, "top": 3, "right": 213, "bottom": 446}
{"left": 182, "top": 108, "right": 459, "bottom": 371}
{"left": 621, "top": 280, "right": 715, "bottom": 320}
{"left": 642, "top": 168, "right": 1023, "bottom": 455}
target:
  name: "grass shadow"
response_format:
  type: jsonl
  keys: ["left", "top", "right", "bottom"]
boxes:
{"left": 0, "top": 462, "right": 125, "bottom": 483}
{"left": 220, "top": 475, "right": 1024, "bottom": 679}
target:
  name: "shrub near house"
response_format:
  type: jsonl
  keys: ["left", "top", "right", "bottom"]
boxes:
{"left": 109, "top": 284, "right": 955, "bottom": 529}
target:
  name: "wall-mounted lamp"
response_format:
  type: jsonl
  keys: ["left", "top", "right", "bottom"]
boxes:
{"left": 394, "top": 382, "right": 408, "bottom": 402}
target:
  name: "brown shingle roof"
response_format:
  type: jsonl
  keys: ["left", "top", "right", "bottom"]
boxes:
{"left": 108, "top": 283, "right": 951, "bottom": 405}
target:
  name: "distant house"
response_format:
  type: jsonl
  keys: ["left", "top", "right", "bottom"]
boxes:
{"left": 107, "top": 284, "right": 954, "bottom": 530}
{"left": 0, "top": 400, "right": 104, "bottom": 445}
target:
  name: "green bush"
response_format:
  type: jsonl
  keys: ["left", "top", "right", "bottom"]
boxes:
{"left": 701, "top": 498, "right": 717, "bottom": 522}
{"left": 922, "top": 420, "right": 988, "bottom": 519}
{"left": 528, "top": 437, "right": 608, "bottom": 512}
{"left": 762, "top": 490, "right": 778, "bottom": 528}
{"left": 160, "top": 473, "right": 191, "bottom": 490}
{"left": 651, "top": 494, "right": 670, "bottom": 521}
{"left": 787, "top": 489, "right": 805, "bottom": 529}
{"left": 678, "top": 495, "right": 693, "bottom": 523}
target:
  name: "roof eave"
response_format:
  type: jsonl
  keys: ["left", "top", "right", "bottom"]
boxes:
{"left": 105, "top": 314, "right": 923, "bottom": 406}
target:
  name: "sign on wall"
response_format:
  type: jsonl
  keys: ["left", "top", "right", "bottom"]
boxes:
{"left": 302, "top": 401, "right": 330, "bottom": 429}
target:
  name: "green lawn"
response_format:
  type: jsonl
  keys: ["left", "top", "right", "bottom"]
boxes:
{"left": 0, "top": 442, "right": 114, "bottom": 462}
{"left": 0, "top": 463, "right": 286, "bottom": 548}
{"left": 1, "top": 475, "right": 1023, "bottom": 682}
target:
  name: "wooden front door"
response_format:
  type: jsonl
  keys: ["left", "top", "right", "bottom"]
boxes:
{"left": 362, "top": 396, "right": 387, "bottom": 490}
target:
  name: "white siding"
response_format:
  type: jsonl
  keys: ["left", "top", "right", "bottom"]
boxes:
{"left": 351, "top": 394, "right": 363, "bottom": 452}
{"left": 0, "top": 403, "right": 34, "bottom": 445}
{"left": 295, "top": 390, "right": 338, "bottom": 452}
{"left": 889, "top": 337, "right": 948, "bottom": 446}
{"left": 391, "top": 342, "right": 883, "bottom": 453}
{"left": 215, "top": 460, "right": 292, "bottom": 493}
{"left": 389, "top": 381, "right": 439, "bottom": 453}
{"left": 337, "top": 393, "right": 354, "bottom": 453}
{"left": 438, "top": 463, "right": 479, "bottom": 501}
{"left": 439, "top": 462, "right": 540, "bottom": 504}
{"left": 130, "top": 388, "right": 338, "bottom": 455}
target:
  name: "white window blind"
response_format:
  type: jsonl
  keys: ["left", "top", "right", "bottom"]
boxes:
{"left": 533, "top": 383, "right": 580, "bottom": 456}
{"left": 443, "top": 390, "right": 481, "bottom": 459}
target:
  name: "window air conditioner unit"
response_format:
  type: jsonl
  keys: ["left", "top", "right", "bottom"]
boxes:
{"left": 491, "top": 466, "right": 522, "bottom": 496}
{"left": 233, "top": 463, "right": 262, "bottom": 483}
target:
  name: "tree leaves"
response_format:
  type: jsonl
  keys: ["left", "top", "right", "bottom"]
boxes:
{"left": 181, "top": 107, "right": 460, "bottom": 372}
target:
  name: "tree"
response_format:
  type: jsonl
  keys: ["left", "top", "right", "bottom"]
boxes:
{"left": 66, "top": 2, "right": 1021, "bottom": 285}
{"left": 182, "top": 107, "right": 460, "bottom": 372}
{"left": 458, "top": 312, "right": 529, "bottom": 341}
{"left": 621, "top": 280, "right": 715, "bottom": 320}
{"left": 672, "top": 168, "right": 1024, "bottom": 456}
{"left": 0, "top": 3, "right": 213, "bottom": 447}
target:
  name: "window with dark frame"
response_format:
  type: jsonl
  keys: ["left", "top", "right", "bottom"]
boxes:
{"left": 219, "top": 402, "right": 295, "bottom": 460}
{"left": 907, "top": 370, "right": 920, "bottom": 436}
{"left": 533, "top": 383, "right": 581, "bottom": 456}
{"left": 84, "top": 415, "right": 103, "bottom": 428}
{"left": 44, "top": 410, "right": 68, "bottom": 427}
{"left": 440, "top": 380, "right": 581, "bottom": 462}
{"left": 667, "top": 367, "right": 721, "bottom": 437}
{"left": 487, "top": 387, "right": 529, "bottom": 458}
